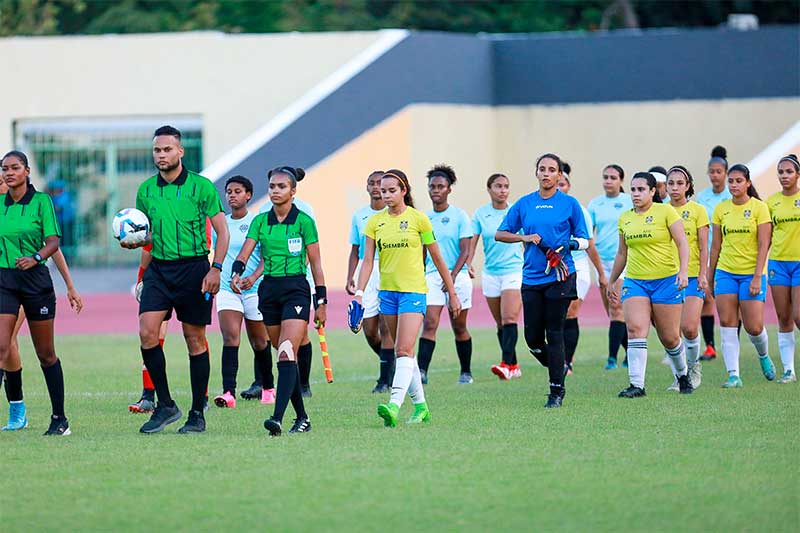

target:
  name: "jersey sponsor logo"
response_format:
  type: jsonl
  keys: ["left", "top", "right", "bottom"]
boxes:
{"left": 294, "top": 305, "right": 303, "bottom": 314}
{"left": 380, "top": 239, "right": 410, "bottom": 249}
{"left": 722, "top": 226, "right": 751, "bottom": 236}
{"left": 287, "top": 237, "right": 303, "bottom": 255}
{"left": 399, "top": 220, "right": 408, "bottom": 231}
{"left": 625, "top": 231, "right": 653, "bottom": 240}
{"left": 773, "top": 214, "right": 800, "bottom": 225}
{"left": 743, "top": 209, "right": 751, "bottom": 219}
{"left": 535, "top": 205, "right": 554, "bottom": 209}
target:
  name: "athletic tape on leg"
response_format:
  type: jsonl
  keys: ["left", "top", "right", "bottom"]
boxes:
{"left": 278, "top": 340, "right": 295, "bottom": 362}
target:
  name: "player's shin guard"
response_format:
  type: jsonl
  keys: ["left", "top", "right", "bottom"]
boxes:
{"left": 273, "top": 361, "right": 297, "bottom": 423}
{"left": 778, "top": 331, "right": 796, "bottom": 373}
{"left": 41, "top": 358, "right": 65, "bottom": 418}
{"left": 684, "top": 335, "right": 701, "bottom": 366}
{"left": 665, "top": 341, "right": 687, "bottom": 376}
{"left": 288, "top": 364, "right": 307, "bottom": 419}
{"left": 141, "top": 344, "right": 173, "bottom": 405}
{"left": 255, "top": 343, "right": 274, "bottom": 389}
{"left": 609, "top": 321, "right": 626, "bottom": 360}
{"left": 720, "top": 327, "right": 740, "bottom": 376}
{"left": 379, "top": 348, "right": 395, "bottom": 385}
{"left": 455, "top": 338, "right": 472, "bottom": 374}
{"left": 417, "top": 338, "right": 435, "bottom": 372}
{"left": 221, "top": 345, "right": 239, "bottom": 395}
{"left": 407, "top": 360, "right": 426, "bottom": 405}
{"left": 701, "top": 315, "right": 715, "bottom": 348}
{"left": 390, "top": 356, "right": 415, "bottom": 407}
{"left": 501, "top": 324, "right": 518, "bottom": 366}
{"left": 626, "top": 339, "right": 648, "bottom": 388}
{"left": 189, "top": 351, "right": 210, "bottom": 412}
{"left": 4, "top": 369, "right": 23, "bottom": 402}
{"left": 298, "top": 342, "right": 312, "bottom": 388}
{"left": 563, "top": 318, "right": 579, "bottom": 365}
{"left": 747, "top": 328, "right": 769, "bottom": 358}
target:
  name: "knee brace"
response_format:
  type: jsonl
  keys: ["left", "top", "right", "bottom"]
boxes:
{"left": 277, "top": 340, "right": 295, "bottom": 362}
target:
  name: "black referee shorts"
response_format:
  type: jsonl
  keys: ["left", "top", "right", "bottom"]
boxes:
{"left": 258, "top": 275, "right": 311, "bottom": 326}
{"left": 0, "top": 265, "right": 56, "bottom": 321}
{"left": 139, "top": 257, "right": 212, "bottom": 326}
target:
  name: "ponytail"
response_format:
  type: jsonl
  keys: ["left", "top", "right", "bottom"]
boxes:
{"left": 383, "top": 169, "right": 414, "bottom": 208}
{"left": 728, "top": 163, "right": 760, "bottom": 200}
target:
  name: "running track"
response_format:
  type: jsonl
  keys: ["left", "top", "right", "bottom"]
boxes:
{"left": 29, "top": 288, "right": 778, "bottom": 336}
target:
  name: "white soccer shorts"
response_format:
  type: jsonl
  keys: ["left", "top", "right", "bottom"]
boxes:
{"left": 426, "top": 270, "right": 473, "bottom": 309}
{"left": 481, "top": 271, "right": 522, "bottom": 298}
{"left": 216, "top": 290, "right": 262, "bottom": 321}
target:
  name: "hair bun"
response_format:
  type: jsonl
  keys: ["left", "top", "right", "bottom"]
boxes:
{"left": 294, "top": 167, "right": 305, "bottom": 182}
{"left": 711, "top": 145, "right": 727, "bottom": 160}
{"left": 789, "top": 154, "right": 799, "bottom": 161}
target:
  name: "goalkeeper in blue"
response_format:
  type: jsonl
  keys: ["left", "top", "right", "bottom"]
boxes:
{"left": 496, "top": 153, "right": 590, "bottom": 408}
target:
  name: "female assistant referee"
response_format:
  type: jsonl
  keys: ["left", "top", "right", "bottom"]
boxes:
{"left": 353, "top": 169, "right": 460, "bottom": 427}
{"left": 0, "top": 150, "right": 72, "bottom": 435}
{"left": 496, "top": 153, "right": 590, "bottom": 408}
{"left": 231, "top": 166, "right": 326, "bottom": 436}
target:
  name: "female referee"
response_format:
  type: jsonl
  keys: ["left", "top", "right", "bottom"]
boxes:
{"left": 0, "top": 174, "right": 82, "bottom": 431}
{"left": 587, "top": 164, "right": 632, "bottom": 370}
{"left": 665, "top": 166, "right": 709, "bottom": 390}
{"left": 231, "top": 166, "right": 326, "bottom": 436}
{"left": 353, "top": 169, "right": 460, "bottom": 427}
{"left": 0, "top": 150, "right": 71, "bottom": 435}
{"left": 213, "top": 175, "right": 273, "bottom": 408}
{"left": 496, "top": 153, "right": 590, "bottom": 408}
{"left": 766, "top": 154, "right": 799, "bottom": 384}
{"left": 469, "top": 173, "right": 523, "bottom": 380}
{"left": 417, "top": 165, "right": 474, "bottom": 385}
{"left": 710, "top": 164, "right": 775, "bottom": 388}
{"left": 608, "top": 172, "right": 691, "bottom": 398}
{"left": 556, "top": 164, "right": 605, "bottom": 375}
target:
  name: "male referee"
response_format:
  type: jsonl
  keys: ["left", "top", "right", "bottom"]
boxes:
{"left": 122, "top": 125, "right": 229, "bottom": 434}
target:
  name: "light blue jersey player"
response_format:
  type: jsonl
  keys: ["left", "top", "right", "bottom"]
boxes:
{"left": 470, "top": 173, "right": 524, "bottom": 380}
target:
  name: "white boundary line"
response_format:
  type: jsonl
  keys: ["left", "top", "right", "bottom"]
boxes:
{"left": 747, "top": 120, "right": 800, "bottom": 177}
{"left": 202, "top": 29, "right": 410, "bottom": 181}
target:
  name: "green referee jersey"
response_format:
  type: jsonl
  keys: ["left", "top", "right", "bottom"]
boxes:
{"left": 247, "top": 204, "right": 319, "bottom": 277}
{"left": 0, "top": 185, "right": 61, "bottom": 269}
{"left": 136, "top": 166, "right": 224, "bottom": 261}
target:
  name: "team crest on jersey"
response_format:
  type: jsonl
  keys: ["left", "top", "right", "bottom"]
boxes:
{"left": 287, "top": 237, "right": 303, "bottom": 255}
{"left": 645, "top": 215, "right": 653, "bottom": 224}
{"left": 239, "top": 224, "right": 249, "bottom": 233}
{"left": 442, "top": 217, "right": 450, "bottom": 225}
{"left": 614, "top": 203, "right": 623, "bottom": 209}
{"left": 743, "top": 209, "right": 751, "bottom": 219}
{"left": 682, "top": 210, "right": 690, "bottom": 220}
{"left": 795, "top": 199, "right": 800, "bottom": 208}
{"left": 399, "top": 220, "right": 408, "bottom": 231}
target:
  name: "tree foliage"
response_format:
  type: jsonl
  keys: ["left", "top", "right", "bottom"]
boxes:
{"left": 0, "top": 0, "right": 797, "bottom": 37}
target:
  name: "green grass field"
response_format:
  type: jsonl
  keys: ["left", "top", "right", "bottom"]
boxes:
{"left": 2, "top": 327, "right": 797, "bottom": 531}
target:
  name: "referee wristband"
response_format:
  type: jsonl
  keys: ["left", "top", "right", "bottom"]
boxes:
{"left": 314, "top": 285, "right": 327, "bottom": 308}
{"left": 212, "top": 261, "right": 223, "bottom": 271}
{"left": 231, "top": 260, "right": 246, "bottom": 276}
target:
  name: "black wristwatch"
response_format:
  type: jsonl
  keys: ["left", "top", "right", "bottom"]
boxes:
{"left": 33, "top": 253, "right": 43, "bottom": 263}
{"left": 212, "top": 261, "right": 223, "bottom": 271}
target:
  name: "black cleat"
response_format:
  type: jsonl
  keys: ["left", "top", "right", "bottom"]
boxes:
{"left": 677, "top": 374, "right": 694, "bottom": 394}
{"left": 420, "top": 369, "right": 428, "bottom": 385}
{"left": 43, "top": 415, "right": 71, "bottom": 436}
{"left": 372, "top": 382, "right": 391, "bottom": 394}
{"left": 288, "top": 417, "right": 312, "bottom": 434}
{"left": 264, "top": 417, "right": 282, "bottom": 437}
{"left": 544, "top": 394, "right": 563, "bottom": 408}
{"left": 178, "top": 410, "right": 206, "bottom": 433}
{"left": 618, "top": 384, "right": 646, "bottom": 398}
{"left": 139, "top": 402, "right": 182, "bottom": 433}
{"left": 240, "top": 381, "right": 262, "bottom": 400}
{"left": 300, "top": 385, "right": 312, "bottom": 398}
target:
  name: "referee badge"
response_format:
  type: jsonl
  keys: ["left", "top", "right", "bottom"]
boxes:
{"left": 287, "top": 237, "right": 303, "bottom": 255}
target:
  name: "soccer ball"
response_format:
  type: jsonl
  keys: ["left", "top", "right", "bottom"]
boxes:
{"left": 112, "top": 208, "right": 150, "bottom": 246}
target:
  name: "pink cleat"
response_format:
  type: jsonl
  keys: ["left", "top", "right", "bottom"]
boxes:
{"left": 261, "top": 388, "right": 276, "bottom": 404}
{"left": 213, "top": 391, "right": 236, "bottom": 409}
{"left": 491, "top": 362, "right": 512, "bottom": 381}
{"left": 509, "top": 364, "right": 522, "bottom": 379}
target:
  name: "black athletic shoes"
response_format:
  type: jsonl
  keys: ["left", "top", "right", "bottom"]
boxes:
{"left": 289, "top": 417, "right": 311, "bottom": 434}
{"left": 372, "top": 382, "right": 391, "bottom": 394}
{"left": 241, "top": 381, "right": 262, "bottom": 400}
{"left": 677, "top": 374, "right": 694, "bottom": 394}
{"left": 178, "top": 410, "right": 206, "bottom": 433}
{"left": 618, "top": 384, "right": 646, "bottom": 398}
{"left": 545, "top": 386, "right": 565, "bottom": 408}
{"left": 300, "top": 385, "right": 312, "bottom": 398}
{"left": 139, "top": 402, "right": 182, "bottom": 433}
{"left": 264, "top": 417, "right": 282, "bottom": 437}
{"left": 43, "top": 415, "right": 71, "bottom": 436}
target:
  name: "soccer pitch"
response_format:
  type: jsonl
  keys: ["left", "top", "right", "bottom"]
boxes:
{"left": 2, "top": 327, "right": 796, "bottom": 531}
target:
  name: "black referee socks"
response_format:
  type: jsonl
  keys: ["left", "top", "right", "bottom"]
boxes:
{"left": 141, "top": 344, "right": 173, "bottom": 406}
{"left": 255, "top": 343, "right": 274, "bottom": 390}
{"left": 417, "top": 338, "right": 435, "bottom": 372}
{"left": 289, "top": 364, "right": 307, "bottom": 420}
{"left": 501, "top": 324, "right": 518, "bottom": 366}
{"left": 41, "top": 359, "right": 65, "bottom": 418}
{"left": 456, "top": 338, "right": 472, "bottom": 374}
{"left": 189, "top": 351, "right": 210, "bottom": 413}
{"left": 701, "top": 315, "right": 715, "bottom": 348}
{"left": 274, "top": 361, "right": 298, "bottom": 423}
{"left": 298, "top": 342, "right": 312, "bottom": 388}
{"left": 609, "top": 320, "right": 626, "bottom": 360}
{"left": 4, "top": 368, "right": 22, "bottom": 402}
{"left": 379, "top": 348, "right": 395, "bottom": 385}
{"left": 221, "top": 346, "right": 239, "bottom": 395}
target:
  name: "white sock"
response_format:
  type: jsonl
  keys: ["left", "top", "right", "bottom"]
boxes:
{"left": 666, "top": 341, "right": 687, "bottom": 376}
{"left": 389, "top": 356, "right": 415, "bottom": 407}
{"left": 627, "top": 338, "right": 648, "bottom": 388}
{"left": 721, "top": 326, "right": 740, "bottom": 377}
{"left": 778, "top": 331, "right": 796, "bottom": 373}
{"left": 684, "top": 335, "right": 701, "bottom": 366}
{"left": 747, "top": 328, "right": 769, "bottom": 358}
{"left": 407, "top": 359, "right": 426, "bottom": 405}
